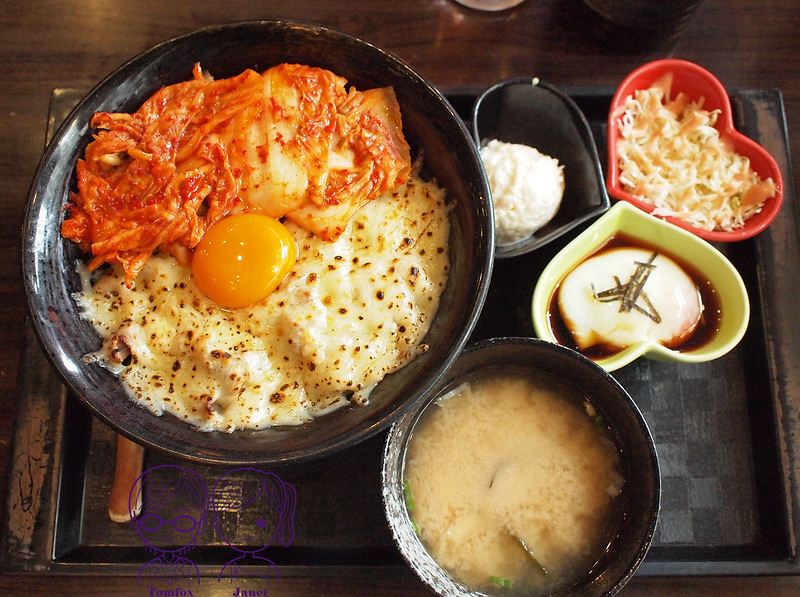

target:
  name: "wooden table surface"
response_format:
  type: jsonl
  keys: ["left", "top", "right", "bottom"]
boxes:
{"left": 2, "top": 0, "right": 800, "bottom": 595}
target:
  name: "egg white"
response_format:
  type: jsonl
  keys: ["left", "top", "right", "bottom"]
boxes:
{"left": 557, "top": 247, "right": 703, "bottom": 353}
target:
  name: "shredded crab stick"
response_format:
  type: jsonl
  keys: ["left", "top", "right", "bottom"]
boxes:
{"left": 614, "top": 74, "right": 776, "bottom": 232}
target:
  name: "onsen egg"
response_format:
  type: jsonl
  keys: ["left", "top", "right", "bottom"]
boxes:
{"left": 192, "top": 213, "right": 297, "bottom": 309}
{"left": 557, "top": 247, "right": 703, "bottom": 352}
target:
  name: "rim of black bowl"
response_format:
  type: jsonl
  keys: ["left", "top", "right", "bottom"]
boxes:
{"left": 21, "top": 20, "right": 494, "bottom": 465}
{"left": 472, "top": 77, "right": 610, "bottom": 259}
{"left": 383, "top": 337, "right": 661, "bottom": 596}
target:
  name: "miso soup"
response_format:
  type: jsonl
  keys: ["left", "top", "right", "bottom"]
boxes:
{"left": 403, "top": 372, "right": 623, "bottom": 595}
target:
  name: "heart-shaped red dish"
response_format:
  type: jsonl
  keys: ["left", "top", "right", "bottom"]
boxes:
{"left": 607, "top": 59, "right": 784, "bottom": 242}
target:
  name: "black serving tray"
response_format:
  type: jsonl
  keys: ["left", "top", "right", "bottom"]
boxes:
{"left": 3, "top": 85, "right": 800, "bottom": 579}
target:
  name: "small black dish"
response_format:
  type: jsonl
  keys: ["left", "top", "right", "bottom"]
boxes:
{"left": 472, "top": 77, "right": 610, "bottom": 258}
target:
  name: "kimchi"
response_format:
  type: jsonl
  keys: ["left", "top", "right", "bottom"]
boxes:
{"left": 61, "top": 63, "right": 412, "bottom": 286}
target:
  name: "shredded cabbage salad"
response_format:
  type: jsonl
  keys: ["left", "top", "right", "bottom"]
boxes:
{"left": 616, "top": 78, "right": 776, "bottom": 232}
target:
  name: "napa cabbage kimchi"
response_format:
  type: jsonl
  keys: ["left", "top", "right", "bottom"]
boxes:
{"left": 61, "top": 63, "right": 412, "bottom": 286}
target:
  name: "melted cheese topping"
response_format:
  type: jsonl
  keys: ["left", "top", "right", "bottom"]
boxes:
{"left": 75, "top": 174, "right": 450, "bottom": 431}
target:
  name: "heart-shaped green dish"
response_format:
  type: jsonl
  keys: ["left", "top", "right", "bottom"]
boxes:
{"left": 532, "top": 202, "right": 750, "bottom": 372}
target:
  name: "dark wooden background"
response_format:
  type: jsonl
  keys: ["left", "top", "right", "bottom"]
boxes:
{"left": 2, "top": 0, "right": 800, "bottom": 594}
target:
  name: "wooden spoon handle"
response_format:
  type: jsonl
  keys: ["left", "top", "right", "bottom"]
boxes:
{"left": 108, "top": 434, "right": 145, "bottom": 523}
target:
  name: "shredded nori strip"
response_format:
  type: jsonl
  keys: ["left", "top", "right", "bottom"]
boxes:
{"left": 592, "top": 251, "right": 662, "bottom": 323}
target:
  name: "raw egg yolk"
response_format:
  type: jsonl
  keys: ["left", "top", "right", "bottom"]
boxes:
{"left": 192, "top": 213, "right": 297, "bottom": 309}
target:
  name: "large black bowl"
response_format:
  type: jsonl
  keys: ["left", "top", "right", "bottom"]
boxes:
{"left": 22, "top": 21, "right": 494, "bottom": 464}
